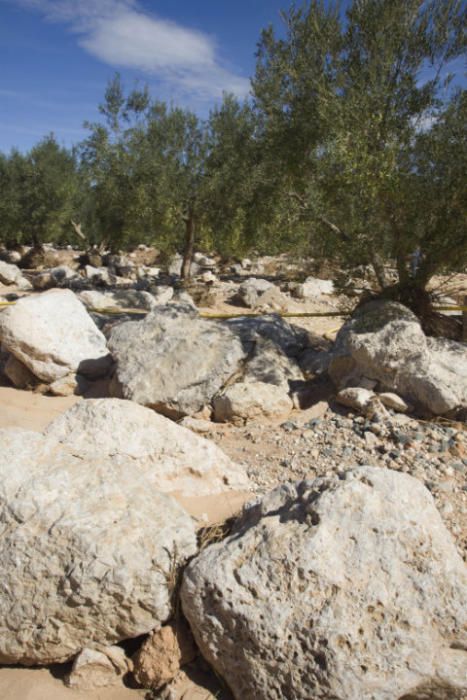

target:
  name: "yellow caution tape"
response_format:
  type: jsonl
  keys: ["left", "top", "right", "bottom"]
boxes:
{"left": 200, "top": 311, "right": 350, "bottom": 319}
{"left": 0, "top": 301, "right": 466, "bottom": 316}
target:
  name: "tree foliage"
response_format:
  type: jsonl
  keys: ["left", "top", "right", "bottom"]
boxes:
{"left": 0, "top": 1, "right": 465, "bottom": 295}
{"left": 0, "top": 135, "right": 78, "bottom": 247}
{"left": 253, "top": 0, "right": 467, "bottom": 293}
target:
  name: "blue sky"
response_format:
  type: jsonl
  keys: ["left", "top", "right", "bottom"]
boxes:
{"left": 0, "top": 0, "right": 464, "bottom": 153}
{"left": 0, "top": 0, "right": 291, "bottom": 152}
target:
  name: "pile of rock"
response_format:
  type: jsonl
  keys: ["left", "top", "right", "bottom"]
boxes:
{"left": 108, "top": 304, "right": 308, "bottom": 422}
{"left": 329, "top": 300, "right": 467, "bottom": 416}
{"left": 2, "top": 399, "right": 465, "bottom": 698}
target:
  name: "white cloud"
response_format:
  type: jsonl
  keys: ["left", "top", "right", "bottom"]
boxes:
{"left": 13, "top": 0, "right": 250, "bottom": 101}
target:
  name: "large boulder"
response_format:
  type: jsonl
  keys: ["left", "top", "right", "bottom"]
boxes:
{"left": 0, "top": 289, "right": 110, "bottom": 383}
{"left": 45, "top": 399, "right": 250, "bottom": 496}
{"left": 329, "top": 300, "right": 467, "bottom": 415}
{"left": 182, "top": 467, "right": 467, "bottom": 700}
{"left": 108, "top": 305, "right": 247, "bottom": 417}
{"left": 0, "top": 425, "right": 197, "bottom": 665}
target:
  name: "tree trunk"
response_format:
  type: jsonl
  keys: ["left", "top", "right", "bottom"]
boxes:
{"left": 396, "top": 252, "right": 410, "bottom": 288}
{"left": 370, "top": 253, "right": 388, "bottom": 290}
{"left": 181, "top": 213, "right": 195, "bottom": 281}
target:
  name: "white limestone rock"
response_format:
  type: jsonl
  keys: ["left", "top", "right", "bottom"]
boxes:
{"left": 108, "top": 304, "right": 247, "bottom": 417}
{"left": 295, "top": 276, "right": 335, "bottom": 299}
{"left": 182, "top": 467, "right": 467, "bottom": 700}
{"left": 0, "top": 289, "right": 110, "bottom": 383}
{"left": 0, "top": 425, "right": 197, "bottom": 665}
{"left": 79, "top": 289, "right": 163, "bottom": 313}
{"left": 45, "top": 398, "right": 250, "bottom": 497}
{"left": 237, "top": 278, "right": 275, "bottom": 308}
{"left": 379, "top": 392, "right": 410, "bottom": 413}
{"left": 213, "top": 381, "right": 293, "bottom": 425}
{"left": 329, "top": 301, "right": 467, "bottom": 415}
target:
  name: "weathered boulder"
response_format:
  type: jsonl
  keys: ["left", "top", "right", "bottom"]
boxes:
{"left": 85, "top": 265, "right": 115, "bottom": 285}
{"left": 0, "top": 425, "right": 197, "bottom": 665}
{"left": 132, "top": 620, "right": 196, "bottom": 690}
{"left": 213, "top": 381, "right": 293, "bottom": 424}
{"left": 254, "top": 286, "right": 290, "bottom": 312}
{"left": 329, "top": 301, "right": 467, "bottom": 415}
{"left": 108, "top": 305, "right": 247, "bottom": 417}
{"left": 45, "top": 399, "right": 250, "bottom": 496}
{"left": 151, "top": 285, "right": 174, "bottom": 305}
{"left": 20, "top": 245, "right": 72, "bottom": 270}
{"left": 0, "top": 289, "right": 110, "bottom": 383}
{"left": 182, "top": 467, "right": 467, "bottom": 700}
{"left": 66, "top": 646, "right": 132, "bottom": 691}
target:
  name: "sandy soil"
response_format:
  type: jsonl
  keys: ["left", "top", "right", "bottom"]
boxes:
{"left": 0, "top": 387, "right": 78, "bottom": 431}
{"left": 0, "top": 666, "right": 145, "bottom": 700}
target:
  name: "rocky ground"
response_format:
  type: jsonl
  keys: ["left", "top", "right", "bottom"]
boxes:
{"left": 0, "top": 245, "right": 466, "bottom": 700}
{"left": 205, "top": 390, "right": 467, "bottom": 558}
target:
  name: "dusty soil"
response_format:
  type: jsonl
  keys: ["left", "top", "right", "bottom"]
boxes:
{"left": 0, "top": 665, "right": 145, "bottom": 700}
